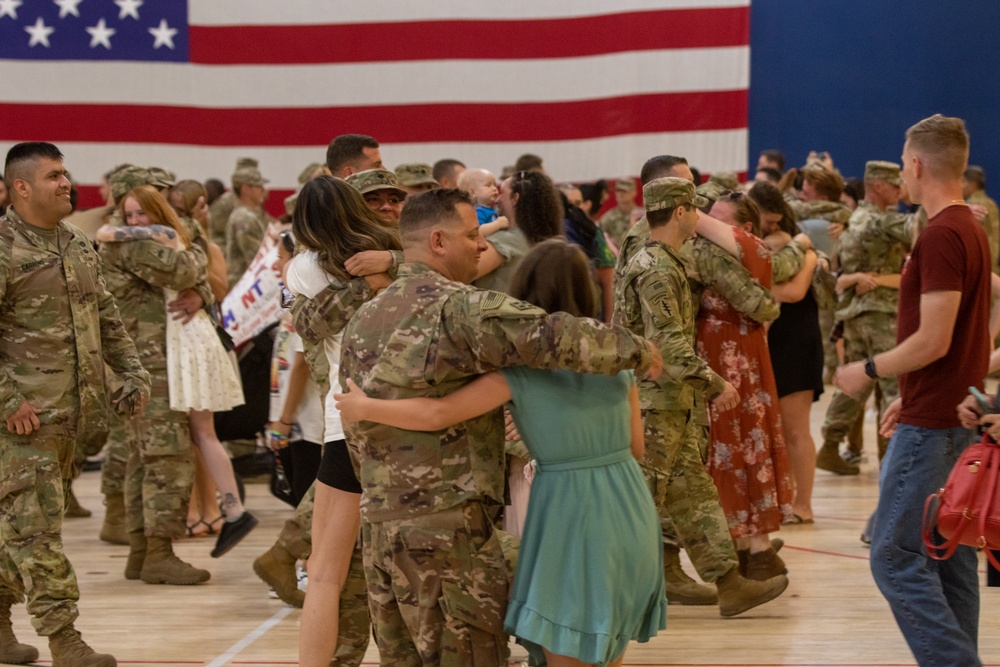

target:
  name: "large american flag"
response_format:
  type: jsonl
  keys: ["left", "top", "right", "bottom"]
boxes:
{"left": 0, "top": 0, "right": 749, "bottom": 211}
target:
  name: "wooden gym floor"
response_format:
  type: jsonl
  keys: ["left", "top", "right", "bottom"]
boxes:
{"left": 15, "top": 388, "right": 1000, "bottom": 667}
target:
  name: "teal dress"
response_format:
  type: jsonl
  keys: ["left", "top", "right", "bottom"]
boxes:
{"left": 501, "top": 367, "right": 666, "bottom": 666}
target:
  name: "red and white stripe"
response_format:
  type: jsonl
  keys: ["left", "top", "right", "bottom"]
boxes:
{"left": 1, "top": 0, "right": 749, "bottom": 212}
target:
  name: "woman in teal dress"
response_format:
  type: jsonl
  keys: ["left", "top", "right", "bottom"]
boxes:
{"left": 336, "top": 239, "right": 666, "bottom": 667}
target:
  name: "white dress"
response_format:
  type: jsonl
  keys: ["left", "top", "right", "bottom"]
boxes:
{"left": 165, "top": 261, "right": 245, "bottom": 413}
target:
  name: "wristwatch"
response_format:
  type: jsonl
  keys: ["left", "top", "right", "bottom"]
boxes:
{"left": 864, "top": 357, "right": 880, "bottom": 380}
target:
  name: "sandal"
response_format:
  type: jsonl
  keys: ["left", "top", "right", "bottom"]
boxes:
{"left": 185, "top": 516, "right": 224, "bottom": 537}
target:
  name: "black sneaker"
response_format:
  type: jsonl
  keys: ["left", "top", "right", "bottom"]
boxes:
{"left": 211, "top": 512, "right": 259, "bottom": 558}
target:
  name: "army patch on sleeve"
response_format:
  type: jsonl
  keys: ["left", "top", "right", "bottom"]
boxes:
{"left": 481, "top": 290, "right": 507, "bottom": 311}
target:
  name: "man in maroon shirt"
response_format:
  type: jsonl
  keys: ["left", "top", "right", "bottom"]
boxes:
{"left": 836, "top": 115, "right": 988, "bottom": 667}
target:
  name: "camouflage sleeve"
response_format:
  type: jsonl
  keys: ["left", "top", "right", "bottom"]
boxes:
{"left": 290, "top": 277, "right": 373, "bottom": 346}
{"left": 456, "top": 291, "right": 655, "bottom": 378}
{"left": 880, "top": 210, "right": 917, "bottom": 249}
{"left": 225, "top": 209, "right": 264, "bottom": 287}
{"left": 771, "top": 240, "right": 806, "bottom": 283}
{"left": 301, "top": 338, "right": 330, "bottom": 400}
{"left": 107, "top": 238, "right": 208, "bottom": 292}
{"left": 635, "top": 272, "right": 726, "bottom": 397}
{"left": 0, "top": 241, "right": 27, "bottom": 418}
{"left": 693, "top": 239, "right": 779, "bottom": 323}
{"left": 91, "top": 250, "right": 151, "bottom": 397}
{"left": 390, "top": 250, "right": 405, "bottom": 268}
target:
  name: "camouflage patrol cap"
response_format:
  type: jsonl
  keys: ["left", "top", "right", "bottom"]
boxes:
{"left": 235, "top": 157, "right": 259, "bottom": 169}
{"left": 147, "top": 166, "right": 176, "bottom": 189}
{"left": 615, "top": 177, "right": 637, "bottom": 191}
{"left": 864, "top": 160, "right": 902, "bottom": 186}
{"left": 346, "top": 169, "right": 407, "bottom": 197}
{"left": 109, "top": 164, "right": 154, "bottom": 203}
{"left": 709, "top": 171, "right": 739, "bottom": 190}
{"left": 643, "top": 177, "right": 709, "bottom": 212}
{"left": 394, "top": 163, "right": 439, "bottom": 187}
{"left": 231, "top": 166, "right": 268, "bottom": 188}
{"left": 695, "top": 181, "right": 728, "bottom": 204}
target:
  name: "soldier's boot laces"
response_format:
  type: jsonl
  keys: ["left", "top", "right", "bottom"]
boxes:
{"left": 716, "top": 566, "right": 788, "bottom": 618}
{"left": 48, "top": 626, "right": 115, "bottom": 667}
{"left": 64, "top": 485, "right": 92, "bottom": 518}
{"left": 253, "top": 544, "right": 305, "bottom": 608}
{"left": 140, "top": 537, "right": 210, "bottom": 585}
{"left": 662, "top": 545, "right": 717, "bottom": 606}
{"left": 99, "top": 494, "right": 128, "bottom": 546}
{"left": 124, "top": 531, "right": 147, "bottom": 580}
{"left": 0, "top": 596, "right": 38, "bottom": 664}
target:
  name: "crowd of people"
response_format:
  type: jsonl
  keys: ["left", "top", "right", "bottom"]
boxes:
{"left": 0, "top": 113, "right": 997, "bottom": 667}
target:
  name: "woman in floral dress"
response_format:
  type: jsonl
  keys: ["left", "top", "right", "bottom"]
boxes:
{"left": 695, "top": 191, "right": 794, "bottom": 581}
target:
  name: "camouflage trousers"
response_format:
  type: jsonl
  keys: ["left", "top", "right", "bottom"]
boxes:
{"left": 822, "top": 311, "right": 899, "bottom": 462}
{"left": 99, "top": 413, "right": 128, "bottom": 497}
{"left": 124, "top": 415, "right": 194, "bottom": 538}
{"left": 642, "top": 409, "right": 737, "bottom": 582}
{"left": 0, "top": 430, "right": 80, "bottom": 635}
{"left": 362, "top": 501, "right": 510, "bottom": 667}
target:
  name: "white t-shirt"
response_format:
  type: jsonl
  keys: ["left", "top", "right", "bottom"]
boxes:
{"left": 285, "top": 251, "right": 345, "bottom": 443}
{"left": 269, "top": 311, "right": 325, "bottom": 444}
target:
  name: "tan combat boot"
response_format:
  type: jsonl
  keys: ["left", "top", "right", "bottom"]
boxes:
{"left": 253, "top": 543, "right": 306, "bottom": 608}
{"left": 63, "top": 483, "right": 92, "bottom": 519}
{"left": 716, "top": 566, "right": 788, "bottom": 617}
{"left": 663, "top": 544, "right": 718, "bottom": 605}
{"left": 744, "top": 548, "right": 788, "bottom": 581}
{"left": 48, "top": 626, "right": 115, "bottom": 667}
{"left": 124, "top": 531, "right": 146, "bottom": 580}
{"left": 0, "top": 596, "right": 38, "bottom": 664}
{"left": 139, "top": 537, "right": 210, "bottom": 585}
{"left": 815, "top": 442, "right": 860, "bottom": 475}
{"left": 99, "top": 494, "right": 128, "bottom": 546}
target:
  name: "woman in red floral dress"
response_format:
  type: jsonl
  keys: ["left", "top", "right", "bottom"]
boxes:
{"left": 695, "top": 191, "right": 794, "bottom": 581}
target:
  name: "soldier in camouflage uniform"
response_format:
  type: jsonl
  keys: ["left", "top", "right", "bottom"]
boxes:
{"left": 100, "top": 187, "right": 216, "bottom": 586}
{"left": 614, "top": 177, "right": 788, "bottom": 617}
{"left": 964, "top": 165, "right": 999, "bottom": 273}
{"left": 819, "top": 161, "right": 913, "bottom": 472}
{"left": 599, "top": 177, "right": 638, "bottom": 248}
{"left": 345, "top": 169, "right": 407, "bottom": 224}
{"left": 615, "top": 157, "right": 798, "bottom": 606}
{"left": 0, "top": 142, "right": 150, "bottom": 667}
{"left": 207, "top": 157, "right": 257, "bottom": 248}
{"left": 225, "top": 166, "right": 272, "bottom": 288}
{"left": 340, "top": 189, "right": 659, "bottom": 666}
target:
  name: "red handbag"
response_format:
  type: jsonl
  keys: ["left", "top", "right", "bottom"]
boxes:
{"left": 922, "top": 433, "right": 1000, "bottom": 569}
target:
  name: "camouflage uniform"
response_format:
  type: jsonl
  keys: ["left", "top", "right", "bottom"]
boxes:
{"left": 208, "top": 191, "right": 236, "bottom": 249}
{"left": 225, "top": 205, "right": 267, "bottom": 288}
{"left": 472, "top": 228, "right": 530, "bottom": 294}
{"left": 100, "top": 234, "right": 212, "bottom": 538}
{"left": 968, "top": 189, "right": 1000, "bottom": 273}
{"left": 614, "top": 235, "right": 739, "bottom": 582}
{"left": 0, "top": 207, "right": 148, "bottom": 635}
{"left": 340, "top": 262, "right": 655, "bottom": 667}
{"left": 821, "top": 197, "right": 911, "bottom": 461}
{"left": 600, "top": 206, "right": 635, "bottom": 249}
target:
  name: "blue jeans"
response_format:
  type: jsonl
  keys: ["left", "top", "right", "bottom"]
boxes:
{"left": 871, "top": 424, "right": 981, "bottom": 667}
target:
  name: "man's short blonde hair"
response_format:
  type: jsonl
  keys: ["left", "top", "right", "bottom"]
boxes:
{"left": 905, "top": 114, "right": 970, "bottom": 180}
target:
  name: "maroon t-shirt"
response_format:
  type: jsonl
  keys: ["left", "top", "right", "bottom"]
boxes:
{"left": 897, "top": 204, "right": 991, "bottom": 428}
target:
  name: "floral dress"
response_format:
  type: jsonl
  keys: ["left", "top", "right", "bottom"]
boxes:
{"left": 695, "top": 229, "right": 794, "bottom": 537}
